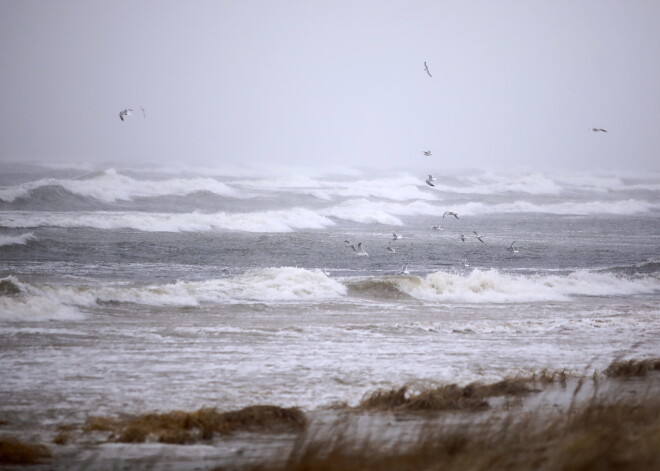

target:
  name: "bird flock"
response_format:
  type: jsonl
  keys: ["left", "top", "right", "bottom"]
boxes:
{"left": 342, "top": 61, "right": 609, "bottom": 272}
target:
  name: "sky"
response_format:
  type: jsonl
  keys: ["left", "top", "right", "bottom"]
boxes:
{"left": 1, "top": 0, "right": 659, "bottom": 173}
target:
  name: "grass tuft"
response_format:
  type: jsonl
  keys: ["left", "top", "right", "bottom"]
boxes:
{"left": 83, "top": 405, "right": 307, "bottom": 443}
{"left": 604, "top": 358, "right": 660, "bottom": 378}
{"left": 357, "top": 377, "right": 537, "bottom": 412}
{"left": 0, "top": 436, "right": 51, "bottom": 465}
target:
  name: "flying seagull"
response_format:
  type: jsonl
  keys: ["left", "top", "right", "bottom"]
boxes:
{"left": 422, "top": 150, "right": 432, "bottom": 156}
{"left": 424, "top": 61, "right": 432, "bottom": 77}
{"left": 387, "top": 243, "right": 396, "bottom": 253}
{"left": 392, "top": 232, "right": 402, "bottom": 241}
{"left": 119, "top": 107, "right": 146, "bottom": 121}
{"left": 459, "top": 234, "right": 466, "bottom": 242}
{"left": 473, "top": 231, "right": 485, "bottom": 243}
{"left": 508, "top": 241, "right": 519, "bottom": 253}
{"left": 351, "top": 242, "right": 368, "bottom": 256}
{"left": 425, "top": 176, "right": 435, "bottom": 187}
{"left": 591, "top": 128, "right": 607, "bottom": 133}
{"left": 119, "top": 109, "right": 133, "bottom": 121}
{"left": 432, "top": 225, "right": 443, "bottom": 231}
{"left": 443, "top": 211, "right": 459, "bottom": 219}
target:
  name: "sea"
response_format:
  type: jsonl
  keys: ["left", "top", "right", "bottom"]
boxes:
{"left": 1, "top": 162, "right": 659, "bottom": 441}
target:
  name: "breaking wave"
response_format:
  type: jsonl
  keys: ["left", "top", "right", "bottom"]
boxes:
{"left": 0, "top": 168, "right": 237, "bottom": 203}
{"left": 0, "top": 276, "right": 84, "bottom": 321}
{"left": 0, "top": 208, "right": 335, "bottom": 232}
{"left": 2, "top": 269, "right": 657, "bottom": 321}
{"left": 0, "top": 232, "right": 36, "bottom": 247}
{"left": 345, "top": 269, "right": 660, "bottom": 303}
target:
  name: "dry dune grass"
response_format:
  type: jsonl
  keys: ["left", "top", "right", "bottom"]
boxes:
{"left": 0, "top": 436, "right": 51, "bottom": 465}
{"left": 356, "top": 376, "right": 540, "bottom": 412}
{"left": 84, "top": 405, "right": 306, "bottom": 444}
{"left": 605, "top": 358, "right": 660, "bottom": 378}
{"left": 231, "top": 394, "right": 660, "bottom": 471}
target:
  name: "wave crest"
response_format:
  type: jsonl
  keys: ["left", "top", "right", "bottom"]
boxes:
{"left": 0, "top": 169, "right": 238, "bottom": 203}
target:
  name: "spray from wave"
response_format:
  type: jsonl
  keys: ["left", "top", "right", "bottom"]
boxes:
{"left": 0, "top": 232, "right": 36, "bottom": 247}
{"left": 346, "top": 269, "right": 660, "bottom": 303}
{"left": 0, "top": 168, "right": 238, "bottom": 203}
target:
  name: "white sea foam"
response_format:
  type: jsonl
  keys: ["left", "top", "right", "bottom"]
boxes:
{"left": 0, "top": 232, "right": 36, "bottom": 247}
{"left": 235, "top": 174, "right": 438, "bottom": 202}
{"left": 29, "top": 268, "right": 347, "bottom": 307}
{"left": 0, "top": 169, "right": 238, "bottom": 203}
{"left": 13, "top": 270, "right": 657, "bottom": 312}
{"left": 0, "top": 276, "right": 84, "bottom": 321}
{"left": 349, "top": 269, "right": 660, "bottom": 303}
{"left": 0, "top": 208, "right": 335, "bottom": 232}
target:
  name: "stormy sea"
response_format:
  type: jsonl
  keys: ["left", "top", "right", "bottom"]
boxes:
{"left": 1, "top": 162, "right": 659, "bottom": 469}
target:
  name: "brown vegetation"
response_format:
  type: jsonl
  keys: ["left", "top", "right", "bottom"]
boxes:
{"left": 605, "top": 357, "right": 660, "bottom": 378}
{"left": 231, "top": 394, "right": 660, "bottom": 471}
{"left": 83, "top": 405, "right": 307, "bottom": 444}
{"left": 0, "top": 436, "right": 51, "bottom": 465}
{"left": 356, "top": 377, "right": 539, "bottom": 412}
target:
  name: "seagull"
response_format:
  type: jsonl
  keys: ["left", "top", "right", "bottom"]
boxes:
{"left": 344, "top": 240, "right": 352, "bottom": 246}
{"left": 428, "top": 174, "right": 436, "bottom": 182}
{"left": 591, "top": 128, "right": 607, "bottom": 133}
{"left": 443, "top": 211, "right": 459, "bottom": 219}
{"left": 387, "top": 243, "right": 396, "bottom": 253}
{"left": 425, "top": 176, "right": 435, "bottom": 187}
{"left": 401, "top": 264, "right": 410, "bottom": 274}
{"left": 508, "top": 241, "right": 519, "bottom": 253}
{"left": 422, "top": 150, "right": 432, "bottom": 156}
{"left": 119, "top": 109, "right": 133, "bottom": 121}
{"left": 432, "top": 225, "right": 443, "bottom": 231}
{"left": 119, "top": 107, "right": 145, "bottom": 121}
{"left": 392, "top": 232, "right": 402, "bottom": 241}
{"left": 221, "top": 268, "right": 232, "bottom": 277}
{"left": 424, "top": 61, "right": 432, "bottom": 77}
{"left": 461, "top": 258, "right": 469, "bottom": 267}
{"left": 352, "top": 242, "right": 368, "bottom": 256}
{"left": 473, "top": 231, "right": 485, "bottom": 243}
{"left": 459, "top": 234, "right": 466, "bottom": 242}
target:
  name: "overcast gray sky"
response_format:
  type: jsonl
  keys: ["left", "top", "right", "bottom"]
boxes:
{"left": 1, "top": 0, "right": 659, "bottom": 172}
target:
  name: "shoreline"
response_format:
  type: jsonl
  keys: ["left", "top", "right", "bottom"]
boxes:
{"left": 2, "top": 360, "right": 659, "bottom": 470}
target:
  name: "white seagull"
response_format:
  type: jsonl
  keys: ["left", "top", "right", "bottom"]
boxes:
{"left": 508, "top": 241, "right": 519, "bottom": 253}
{"left": 443, "top": 211, "right": 459, "bottom": 219}
{"left": 422, "top": 150, "right": 432, "bottom": 156}
{"left": 424, "top": 61, "right": 432, "bottom": 77}
{"left": 119, "top": 109, "right": 133, "bottom": 121}
{"left": 473, "top": 231, "right": 485, "bottom": 243}
{"left": 425, "top": 176, "right": 435, "bottom": 187}
{"left": 387, "top": 243, "right": 396, "bottom": 253}
{"left": 392, "top": 232, "right": 402, "bottom": 241}
{"left": 401, "top": 264, "right": 410, "bottom": 274}
{"left": 432, "top": 225, "right": 443, "bottom": 231}
{"left": 352, "top": 242, "right": 368, "bottom": 256}
{"left": 119, "top": 107, "right": 145, "bottom": 121}
{"left": 461, "top": 258, "right": 469, "bottom": 267}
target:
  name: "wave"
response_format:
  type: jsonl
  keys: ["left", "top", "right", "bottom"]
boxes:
{"left": 235, "top": 174, "right": 439, "bottom": 202}
{"left": 346, "top": 269, "right": 660, "bottom": 303}
{"left": 0, "top": 232, "right": 36, "bottom": 247}
{"left": 0, "top": 269, "right": 346, "bottom": 316}
{"left": 2, "top": 269, "right": 657, "bottom": 320}
{"left": 0, "top": 168, "right": 238, "bottom": 203}
{"left": 0, "top": 276, "right": 84, "bottom": 321}
{"left": 0, "top": 208, "right": 336, "bottom": 232}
